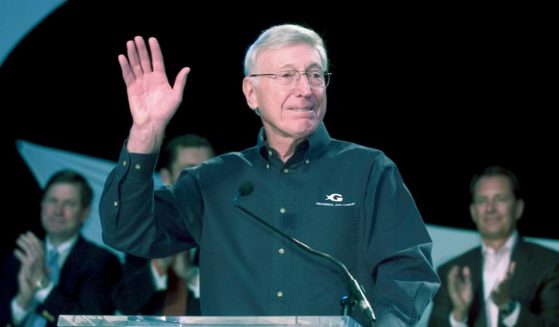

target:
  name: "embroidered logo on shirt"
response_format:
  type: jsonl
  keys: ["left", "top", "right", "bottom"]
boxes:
{"left": 316, "top": 193, "right": 355, "bottom": 207}
{"left": 325, "top": 193, "right": 343, "bottom": 202}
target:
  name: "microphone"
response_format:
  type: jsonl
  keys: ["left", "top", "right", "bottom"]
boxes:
{"left": 233, "top": 182, "right": 375, "bottom": 324}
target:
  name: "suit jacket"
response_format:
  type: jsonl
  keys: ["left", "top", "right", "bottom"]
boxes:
{"left": 428, "top": 238, "right": 559, "bottom": 326}
{"left": 0, "top": 236, "right": 121, "bottom": 327}
{"left": 112, "top": 254, "right": 200, "bottom": 316}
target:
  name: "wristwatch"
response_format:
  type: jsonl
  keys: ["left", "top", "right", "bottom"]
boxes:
{"left": 35, "top": 275, "right": 51, "bottom": 289}
{"left": 499, "top": 300, "right": 517, "bottom": 317}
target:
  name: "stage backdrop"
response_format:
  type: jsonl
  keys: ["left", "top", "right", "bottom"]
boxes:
{"left": 5, "top": 2, "right": 558, "bottom": 325}
{"left": 0, "top": 0, "right": 66, "bottom": 67}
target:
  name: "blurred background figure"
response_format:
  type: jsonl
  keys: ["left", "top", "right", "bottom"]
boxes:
{"left": 429, "top": 166, "right": 559, "bottom": 327}
{"left": 112, "top": 134, "right": 214, "bottom": 316}
{"left": 0, "top": 169, "right": 121, "bottom": 327}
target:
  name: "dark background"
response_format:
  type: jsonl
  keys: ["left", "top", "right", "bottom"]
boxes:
{"left": 1, "top": 2, "right": 557, "bottom": 258}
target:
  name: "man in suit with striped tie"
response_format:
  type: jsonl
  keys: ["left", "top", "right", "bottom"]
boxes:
{"left": 0, "top": 169, "right": 121, "bottom": 327}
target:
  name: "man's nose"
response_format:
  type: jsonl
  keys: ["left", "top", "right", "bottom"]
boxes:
{"left": 293, "top": 74, "right": 312, "bottom": 96}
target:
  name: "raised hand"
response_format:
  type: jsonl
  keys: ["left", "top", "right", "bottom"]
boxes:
{"left": 118, "top": 36, "right": 190, "bottom": 153}
{"left": 447, "top": 265, "right": 474, "bottom": 322}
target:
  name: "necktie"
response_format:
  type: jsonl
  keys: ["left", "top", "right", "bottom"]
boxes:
{"left": 162, "top": 269, "right": 188, "bottom": 316}
{"left": 46, "top": 249, "right": 60, "bottom": 286}
{"left": 25, "top": 249, "right": 60, "bottom": 327}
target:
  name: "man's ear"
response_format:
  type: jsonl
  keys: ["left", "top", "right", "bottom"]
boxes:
{"left": 469, "top": 203, "right": 477, "bottom": 224}
{"left": 242, "top": 77, "right": 259, "bottom": 111}
{"left": 515, "top": 199, "right": 525, "bottom": 221}
{"left": 160, "top": 168, "right": 172, "bottom": 185}
{"left": 80, "top": 206, "right": 91, "bottom": 224}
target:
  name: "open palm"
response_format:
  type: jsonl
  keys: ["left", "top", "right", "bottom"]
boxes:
{"left": 118, "top": 36, "right": 189, "bottom": 150}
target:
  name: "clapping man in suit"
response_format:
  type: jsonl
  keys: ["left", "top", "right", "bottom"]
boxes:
{"left": 0, "top": 170, "right": 121, "bottom": 327}
{"left": 429, "top": 166, "right": 559, "bottom": 326}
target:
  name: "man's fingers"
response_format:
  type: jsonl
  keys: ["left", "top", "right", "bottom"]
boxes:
{"left": 14, "top": 249, "right": 26, "bottom": 262}
{"left": 119, "top": 54, "right": 135, "bottom": 87}
{"left": 16, "top": 234, "right": 32, "bottom": 254}
{"left": 149, "top": 37, "right": 165, "bottom": 73}
{"left": 16, "top": 232, "right": 42, "bottom": 258}
{"left": 173, "top": 67, "right": 191, "bottom": 97}
{"left": 26, "top": 232, "right": 43, "bottom": 255}
{"left": 508, "top": 261, "right": 516, "bottom": 277}
{"left": 127, "top": 38, "right": 143, "bottom": 79}
{"left": 135, "top": 36, "right": 152, "bottom": 74}
{"left": 462, "top": 266, "right": 471, "bottom": 287}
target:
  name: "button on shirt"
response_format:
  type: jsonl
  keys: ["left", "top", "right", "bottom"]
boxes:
{"left": 100, "top": 123, "right": 440, "bottom": 325}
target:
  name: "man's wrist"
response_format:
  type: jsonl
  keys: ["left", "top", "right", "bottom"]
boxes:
{"left": 35, "top": 275, "right": 51, "bottom": 289}
{"left": 499, "top": 300, "right": 517, "bottom": 317}
{"left": 128, "top": 126, "right": 164, "bottom": 153}
{"left": 151, "top": 260, "right": 167, "bottom": 277}
{"left": 451, "top": 308, "right": 468, "bottom": 322}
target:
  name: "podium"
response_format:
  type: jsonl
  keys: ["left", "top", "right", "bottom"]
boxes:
{"left": 57, "top": 315, "right": 363, "bottom": 326}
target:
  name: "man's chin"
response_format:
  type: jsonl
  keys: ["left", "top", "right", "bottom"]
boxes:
{"left": 293, "top": 119, "right": 320, "bottom": 134}
{"left": 481, "top": 230, "right": 508, "bottom": 240}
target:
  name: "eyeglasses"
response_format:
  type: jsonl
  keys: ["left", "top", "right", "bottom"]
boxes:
{"left": 249, "top": 70, "right": 332, "bottom": 88}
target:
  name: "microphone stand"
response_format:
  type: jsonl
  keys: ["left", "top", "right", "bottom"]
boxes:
{"left": 233, "top": 194, "right": 375, "bottom": 324}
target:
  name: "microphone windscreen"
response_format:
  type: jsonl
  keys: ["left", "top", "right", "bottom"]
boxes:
{"left": 238, "top": 181, "right": 255, "bottom": 196}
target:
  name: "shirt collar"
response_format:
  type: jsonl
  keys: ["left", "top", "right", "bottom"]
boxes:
{"left": 482, "top": 230, "right": 518, "bottom": 257}
{"left": 46, "top": 234, "right": 79, "bottom": 262}
{"left": 257, "top": 122, "right": 331, "bottom": 163}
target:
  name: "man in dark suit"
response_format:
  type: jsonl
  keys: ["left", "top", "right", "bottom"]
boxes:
{"left": 429, "top": 166, "right": 559, "bottom": 326}
{"left": 112, "top": 134, "right": 214, "bottom": 316}
{"left": 0, "top": 170, "right": 121, "bottom": 327}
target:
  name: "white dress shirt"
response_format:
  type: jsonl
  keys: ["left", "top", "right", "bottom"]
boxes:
{"left": 449, "top": 232, "right": 520, "bottom": 327}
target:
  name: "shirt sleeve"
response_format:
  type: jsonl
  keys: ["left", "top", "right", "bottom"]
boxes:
{"left": 100, "top": 143, "right": 197, "bottom": 258}
{"left": 449, "top": 312, "right": 468, "bottom": 327}
{"left": 364, "top": 155, "right": 440, "bottom": 325}
{"left": 10, "top": 283, "right": 55, "bottom": 325}
{"left": 10, "top": 297, "right": 28, "bottom": 325}
{"left": 35, "top": 283, "right": 55, "bottom": 302}
{"left": 150, "top": 260, "right": 168, "bottom": 291}
{"left": 501, "top": 302, "right": 520, "bottom": 327}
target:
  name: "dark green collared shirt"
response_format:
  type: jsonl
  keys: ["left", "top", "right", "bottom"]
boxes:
{"left": 100, "top": 123, "right": 439, "bottom": 326}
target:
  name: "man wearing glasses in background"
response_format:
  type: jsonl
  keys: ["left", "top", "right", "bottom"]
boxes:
{"left": 100, "top": 24, "right": 439, "bottom": 327}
